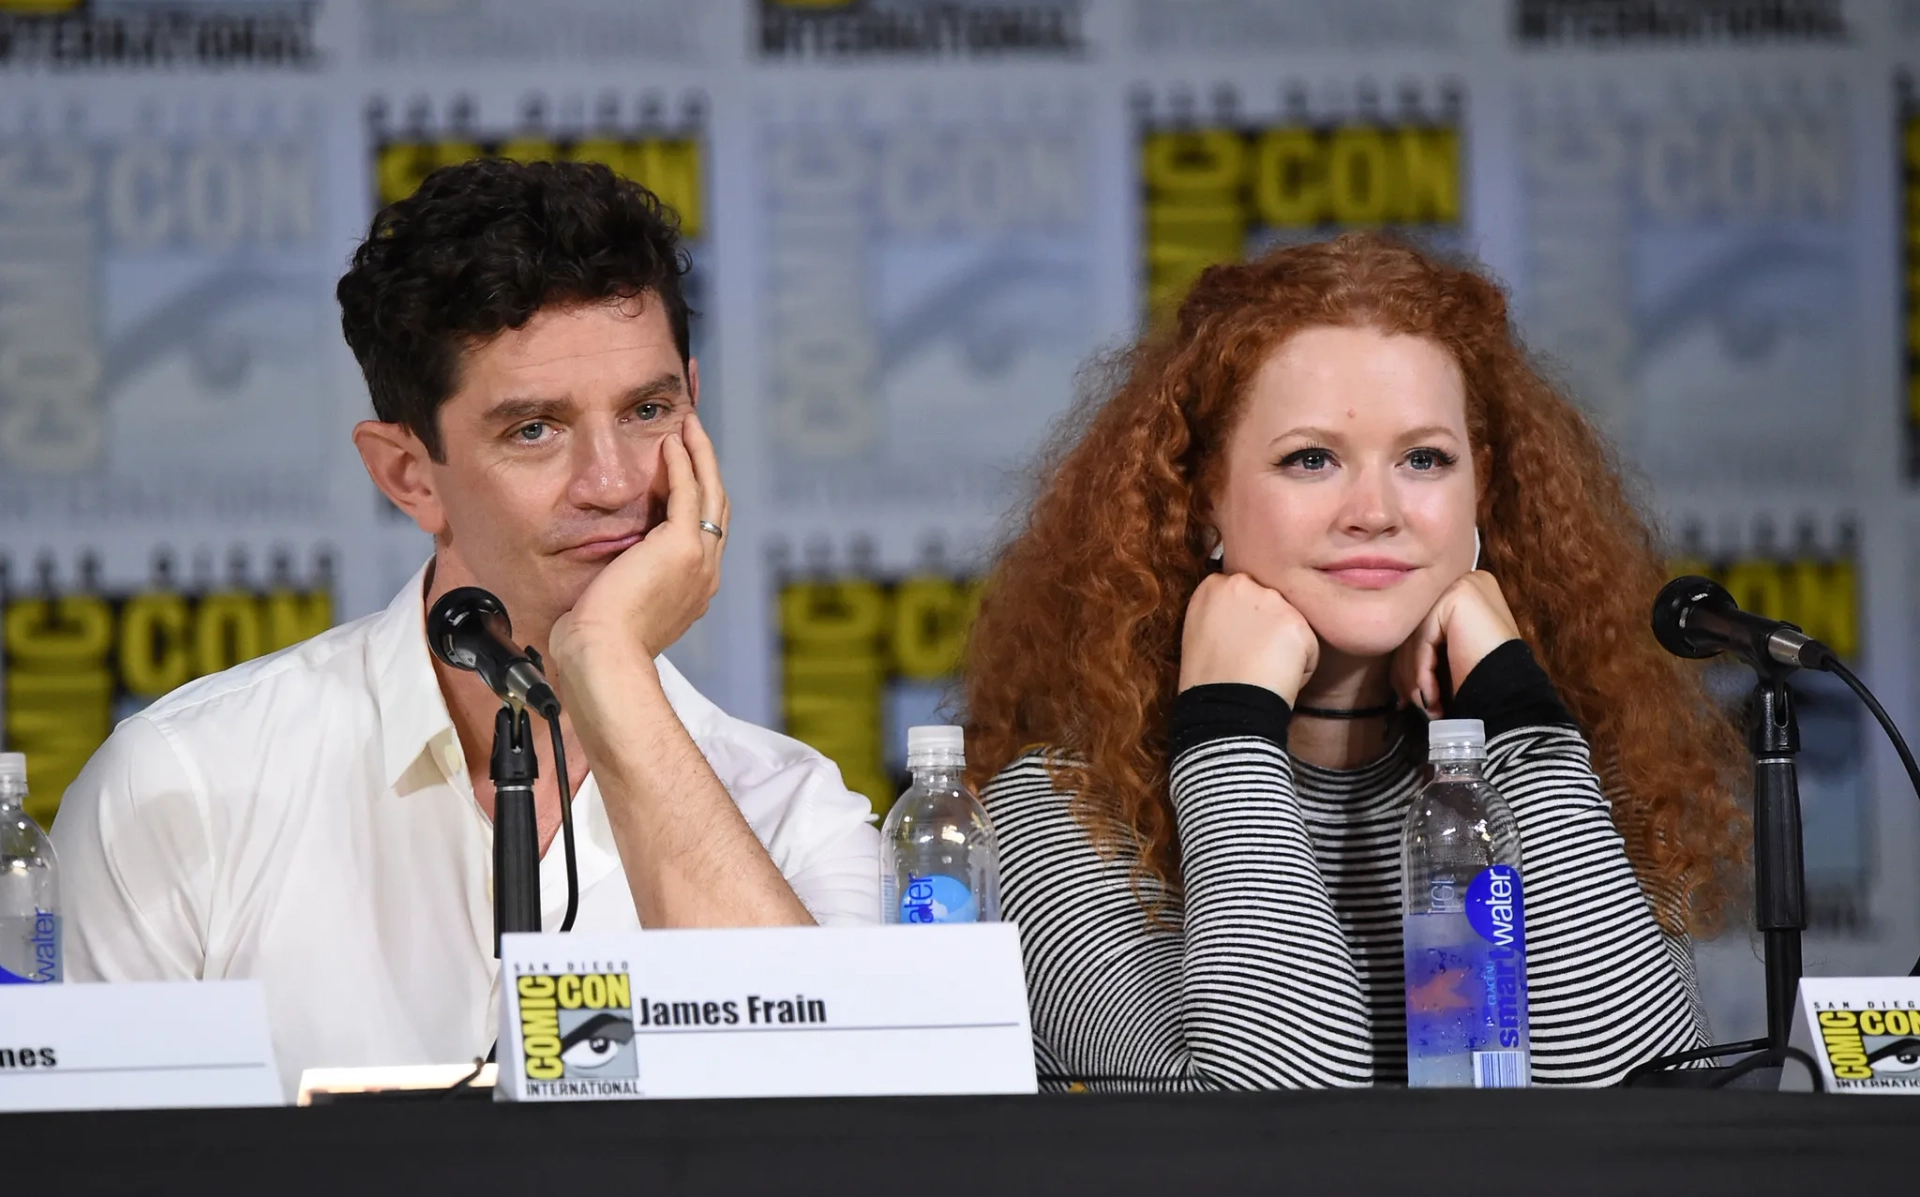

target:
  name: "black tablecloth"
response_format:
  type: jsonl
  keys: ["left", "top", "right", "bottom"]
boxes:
{"left": 10, "top": 1088, "right": 1917, "bottom": 1195}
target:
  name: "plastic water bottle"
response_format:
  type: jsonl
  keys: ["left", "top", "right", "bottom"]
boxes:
{"left": 1401, "top": 720, "right": 1527, "bottom": 1087}
{"left": 880, "top": 726, "right": 999, "bottom": 924}
{"left": 0, "top": 753, "right": 61, "bottom": 984}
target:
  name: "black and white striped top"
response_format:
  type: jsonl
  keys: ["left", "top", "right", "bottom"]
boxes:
{"left": 982, "top": 640, "right": 1708, "bottom": 1089}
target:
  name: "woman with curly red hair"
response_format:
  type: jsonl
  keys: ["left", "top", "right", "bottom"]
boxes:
{"left": 963, "top": 231, "right": 1747, "bottom": 1089}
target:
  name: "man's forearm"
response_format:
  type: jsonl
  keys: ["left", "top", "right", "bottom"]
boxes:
{"left": 561, "top": 646, "right": 814, "bottom": 928}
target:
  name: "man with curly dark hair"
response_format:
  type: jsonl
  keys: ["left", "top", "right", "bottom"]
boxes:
{"left": 52, "top": 159, "right": 880, "bottom": 1090}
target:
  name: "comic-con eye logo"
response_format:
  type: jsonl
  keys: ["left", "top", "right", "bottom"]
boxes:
{"left": 1817, "top": 1009, "right": 1920, "bottom": 1083}
{"left": 518, "top": 973, "right": 638, "bottom": 1082}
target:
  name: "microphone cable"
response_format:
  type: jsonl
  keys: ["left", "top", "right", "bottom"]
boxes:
{"left": 542, "top": 709, "right": 580, "bottom": 933}
{"left": 1819, "top": 657, "right": 1920, "bottom": 976}
{"left": 1822, "top": 657, "right": 1920, "bottom": 816}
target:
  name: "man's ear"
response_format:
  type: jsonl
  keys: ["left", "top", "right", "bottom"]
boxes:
{"left": 353, "top": 421, "right": 448, "bottom": 538}
{"left": 686, "top": 356, "right": 700, "bottom": 410}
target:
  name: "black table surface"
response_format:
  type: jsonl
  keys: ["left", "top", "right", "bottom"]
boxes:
{"left": 10, "top": 1087, "right": 1918, "bottom": 1195}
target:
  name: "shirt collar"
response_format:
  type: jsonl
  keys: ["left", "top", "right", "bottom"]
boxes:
{"left": 370, "top": 560, "right": 457, "bottom": 792}
{"left": 366, "top": 558, "right": 719, "bottom": 792}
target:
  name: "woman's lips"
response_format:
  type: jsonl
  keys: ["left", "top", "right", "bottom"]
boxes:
{"left": 1318, "top": 561, "right": 1417, "bottom": 590}
{"left": 561, "top": 532, "right": 644, "bottom": 560}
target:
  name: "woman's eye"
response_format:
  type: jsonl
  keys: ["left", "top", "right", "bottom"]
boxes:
{"left": 1406, "top": 448, "right": 1453, "bottom": 471}
{"left": 1282, "top": 448, "right": 1332, "bottom": 471}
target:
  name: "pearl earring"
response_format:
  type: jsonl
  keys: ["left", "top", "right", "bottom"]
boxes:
{"left": 1473, "top": 527, "right": 1483, "bottom": 570}
{"left": 1208, "top": 531, "right": 1224, "bottom": 563}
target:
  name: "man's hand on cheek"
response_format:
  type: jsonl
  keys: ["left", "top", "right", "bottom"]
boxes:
{"left": 550, "top": 411, "right": 728, "bottom": 678}
{"left": 1391, "top": 570, "right": 1521, "bottom": 721}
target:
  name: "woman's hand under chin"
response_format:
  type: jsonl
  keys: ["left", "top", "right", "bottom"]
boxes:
{"left": 1392, "top": 570, "right": 1522, "bottom": 720}
{"left": 1178, "top": 572, "right": 1321, "bottom": 705}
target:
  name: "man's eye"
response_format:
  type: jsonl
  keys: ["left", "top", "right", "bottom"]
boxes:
{"left": 635, "top": 402, "right": 666, "bottom": 422}
{"left": 514, "top": 422, "right": 548, "bottom": 443}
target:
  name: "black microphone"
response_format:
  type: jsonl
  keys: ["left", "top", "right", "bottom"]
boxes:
{"left": 1651, "top": 575, "right": 1834, "bottom": 672}
{"left": 426, "top": 586, "right": 561, "bottom": 717}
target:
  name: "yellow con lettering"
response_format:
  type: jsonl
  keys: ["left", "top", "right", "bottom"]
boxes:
{"left": 118, "top": 591, "right": 192, "bottom": 697}
{"left": 264, "top": 587, "right": 331, "bottom": 654}
{"left": 1400, "top": 126, "right": 1461, "bottom": 223}
{"left": 193, "top": 592, "right": 264, "bottom": 679}
{"left": 889, "top": 576, "right": 975, "bottom": 682}
{"left": 374, "top": 139, "right": 482, "bottom": 208}
{"left": 630, "top": 141, "right": 704, "bottom": 240}
{"left": 1251, "top": 128, "right": 1322, "bottom": 226}
{"left": 1325, "top": 126, "right": 1394, "bottom": 225}
{"left": 497, "top": 137, "right": 560, "bottom": 166}
{"left": 1718, "top": 557, "right": 1787, "bottom": 628}
{"left": 603, "top": 973, "right": 630, "bottom": 1010}
{"left": 781, "top": 578, "right": 890, "bottom": 811}
{"left": 1249, "top": 124, "right": 1461, "bottom": 228}
{"left": 1861, "top": 1010, "right": 1885, "bottom": 1036}
{"left": 556, "top": 974, "right": 582, "bottom": 1009}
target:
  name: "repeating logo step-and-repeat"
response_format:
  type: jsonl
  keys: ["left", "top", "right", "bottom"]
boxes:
{"left": 0, "top": 93, "right": 337, "bottom": 526}
{"left": 774, "top": 536, "right": 979, "bottom": 814}
{"left": 754, "top": 87, "right": 1098, "bottom": 519}
{"left": 0, "top": 546, "right": 334, "bottom": 827}
{"left": 1135, "top": 78, "right": 1466, "bottom": 319}
{"left": 1514, "top": 70, "right": 1861, "bottom": 491}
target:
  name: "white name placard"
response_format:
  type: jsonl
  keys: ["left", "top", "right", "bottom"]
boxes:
{"left": 1786, "top": 977, "right": 1920, "bottom": 1093}
{"left": 495, "top": 924, "right": 1036, "bottom": 1102}
{"left": 0, "top": 980, "right": 283, "bottom": 1111}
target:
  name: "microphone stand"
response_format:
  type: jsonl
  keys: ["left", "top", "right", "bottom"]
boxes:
{"left": 490, "top": 703, "right": 542, "bottom": 957}
{"left": 1624, "top": 660, "right": 1806, "bottom": 1088}
{"left": 1751, "top": 663, "right": 1806, "bottom": 1058}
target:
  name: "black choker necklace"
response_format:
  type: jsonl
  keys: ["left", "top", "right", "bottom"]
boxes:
{"left": 1293, "top": 701, "right": 1398, "bottom": 720}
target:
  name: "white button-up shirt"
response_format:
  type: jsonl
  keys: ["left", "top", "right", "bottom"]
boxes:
{"left": 52, "top": 565, "right": 880, "bottom": 1090}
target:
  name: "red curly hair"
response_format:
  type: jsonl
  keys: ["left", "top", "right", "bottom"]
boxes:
{"left": 963, "top": 232, "right": 1747, "bottom": 935}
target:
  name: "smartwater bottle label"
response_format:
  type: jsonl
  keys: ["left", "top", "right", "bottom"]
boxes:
{"left": 899, "top": 874, "right": 979, "bottom": 924}
{"left": 1404, "top": 866, "right": 1529, "bottom": 1087}
{"left": 1464, "top": 864, "right": 1527, "bottom": 1054}
{"left": 0, "top": 910, "right": 60, "bottom": 983}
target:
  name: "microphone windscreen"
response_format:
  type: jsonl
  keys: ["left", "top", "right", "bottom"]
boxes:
{"left": 1651, "top": 575, "right": 1731, "bottom": 660}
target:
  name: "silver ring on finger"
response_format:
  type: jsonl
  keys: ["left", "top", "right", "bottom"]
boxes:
{"left": 698, "top": 520, "right": 725, "bottom": 540}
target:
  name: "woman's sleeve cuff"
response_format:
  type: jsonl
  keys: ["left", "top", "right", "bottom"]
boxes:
{"left": 1449, "top": 639, "right": 1576, "bottom": 739}
{"left": 1170, "top": 683, "right": 1292, "bottom": 757}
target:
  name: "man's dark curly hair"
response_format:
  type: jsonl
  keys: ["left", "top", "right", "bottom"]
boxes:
{"left": 336, "top": 157, "right": 692, "bottom": 461}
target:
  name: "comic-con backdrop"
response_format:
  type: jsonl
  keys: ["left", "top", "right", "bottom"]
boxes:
{"left": 3, "top": 0, "right": 1917, "bottom": 1042}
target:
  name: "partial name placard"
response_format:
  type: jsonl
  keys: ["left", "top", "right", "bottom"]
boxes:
{"left": 1786, "top": 977, "right": 1920, "bottom": 1093}
{"left": 0, "top": 980, "right": 283, "bottom": 1111}
{"left": 496, "top": 924, "right": 1036, "bottom": 1102}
